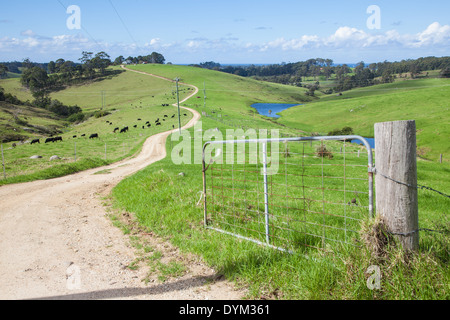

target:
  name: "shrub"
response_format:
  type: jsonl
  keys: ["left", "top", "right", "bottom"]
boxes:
{"left": 67, "top": 112, "right": 85, "bottom": 123}
{"left": 316, "top": 145, "right": 333, "bottom": 159}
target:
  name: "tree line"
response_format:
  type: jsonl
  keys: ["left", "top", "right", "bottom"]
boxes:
{"left": 196, "top": 56, "right": 450, "bottom": 93}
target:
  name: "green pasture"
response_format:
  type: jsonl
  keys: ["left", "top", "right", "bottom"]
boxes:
{"left": 279, "top": 77, "right": 450, "bottom": 161}
{"left": 112, "top": 115, "right": 449, "bottom": 300}
{"left": 0, "top": 64, "right": 448, "bottom": 299}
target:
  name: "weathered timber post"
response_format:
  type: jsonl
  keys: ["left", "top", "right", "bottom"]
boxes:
{"left": 374, "top": 120, "right": 419, "bottom": 251}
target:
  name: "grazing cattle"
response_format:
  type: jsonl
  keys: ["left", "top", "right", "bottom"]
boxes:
{"left": 164, "top": 115, "right": 168, "bottom": 118}
{"left": 89, "top": 134, "right": 99, "bottom": 139}
{"left": 81, "top": 134, "right": 86, "bottom": 137}
{"left": 73, "top": 135, "right": 77, "bottom": 139}
{"left": 147, "top": 123, "right": 151, "bottom": 127}
{"left": 133, "top": 125, "right": 137, "bottom": 128}
{"left": 45, "top": 138, "right": 54, "bottom": 143}
{"left": 156, "top": 122, "right": 161, "bottom": 126}
{"left": 54, "top": 137, "right": 63, "bottom": 142}
{"left": 183, "top": 114, "right": 187, "bottom": 116}
{"left": 120, "top": 127, "right": 129, "bottom": 133}
{"left": 171, "top": 114, "right": 175, "bottom": 118}
{"left": 114, "top": 127, "right": 120, "bottom": 133}
{"left": 138, "top": 118, "right": 142, "bottom": 121}
{"left": 31, "top": 139, "right": 40, "bottom": 145}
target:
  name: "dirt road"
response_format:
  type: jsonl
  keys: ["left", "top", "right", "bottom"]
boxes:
{"left": 0, "top": 68, "right": 245, "bottom": 300}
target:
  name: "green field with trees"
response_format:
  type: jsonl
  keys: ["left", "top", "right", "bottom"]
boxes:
{"left": 0, "top": 55, "right": 448, "bottom": 300}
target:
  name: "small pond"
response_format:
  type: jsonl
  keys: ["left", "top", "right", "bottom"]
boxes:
{"left": 351, "top": 138, "right": 375, "bottom": 149}
{"left": 251, "top": 103, "right": 301, "bottom": 118}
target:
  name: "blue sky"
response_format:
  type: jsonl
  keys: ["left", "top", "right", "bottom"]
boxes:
{"left": 1, "top": 0, "right": 449, "bottom": 64}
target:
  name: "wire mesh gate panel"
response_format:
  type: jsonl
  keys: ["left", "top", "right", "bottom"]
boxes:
{"left": 202, "top": 136, "right": 374, "bottom": 253}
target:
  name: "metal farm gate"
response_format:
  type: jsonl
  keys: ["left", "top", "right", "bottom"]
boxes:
{"left": 202, "top": 135, "right": 374, "bottom": 253}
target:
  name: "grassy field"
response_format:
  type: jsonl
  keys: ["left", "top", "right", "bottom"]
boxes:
{"left": 279, "top": 77, "right": 450, "bottom": 161}
{"left": 1, "top": 64, "right": 448, "bottom": 299}
{"left": 0, "top": 66, "right": 194, "bottom": 184}
{"left": 110, "top": 65, "right": 449, "bottom": 300}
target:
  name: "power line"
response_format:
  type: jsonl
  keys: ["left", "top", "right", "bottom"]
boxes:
{"left": 56, "top": 0, "right": 103, "bottom": 51}
{"left": 108, "top": 0, "right": 139, "bottom": 49}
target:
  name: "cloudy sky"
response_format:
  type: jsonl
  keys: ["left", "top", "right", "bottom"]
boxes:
{"left": 1, "top": 0, "right": 449, "bottom": 64}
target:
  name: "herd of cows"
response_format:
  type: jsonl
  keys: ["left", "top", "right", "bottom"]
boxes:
{"left": 28, "top": 112, "right": 189, "bottom": 146}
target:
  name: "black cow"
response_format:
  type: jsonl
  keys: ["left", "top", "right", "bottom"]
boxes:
{"left": 45, "top": 138, "right": 54, "bottom": 143}
{"left": 156, "top": 122, "right": 162, "bottom": 126}
{"left": 164, "top": 115, "right": 168, "bottom": 118}
{"left": 53, "top": 137, "right": 63, "bottom": 142}
{"left": 73, "top": 135, "right": 77, "bottom": 139}
{"left": 120, "top": 127, "right": 129, "bottom": 133}
{"left": 81, "top": 134, "right": 86, "bottom": 137}
{"left": 133, "top": 125, "right": 137, "bottom": 128}
{"left": 31, "top": 139, "right": 40, "bottom": 145}
{"left": 89, "top": 134, "right": 99, "bottom": 139}
{"left": 114, "top": 127, "right": 120, "bottom": 133}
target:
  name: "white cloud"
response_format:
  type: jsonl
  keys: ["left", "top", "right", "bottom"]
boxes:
{"left": 256, "top": 22, "right": 450, "bottom": 52}
{"left": 1, "top": 22, "right": 449, "bottom": 63}
{"left": 410, "top": 22, "right": 450, "bottom": 48}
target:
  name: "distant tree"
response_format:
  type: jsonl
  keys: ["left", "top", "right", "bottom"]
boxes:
{"left": 91, "top": 51, "right": 111, "bottom": 75}
{"left": 0, "top": 64, "right": 8, "bottom": 79}
{"left": 440, "top": 66, "right": 450, "bottom": 78}
{"left": 409, "top": 63, "right": 421, "bottom": 78}
{"left": 150, "top": 52, "right": 165, "bottom": 64}
{"left": 113, "top": 55, "right": 124, "bottom": 65}
{"left": 20, "top": 66, "right": 50, "bottom": 97}
{"left": 22, "top": 58, "right": 33, "bottom": 70}
{"left": 47, "top": 61, "right": 56, "bottom": 74}
{"left": 200, "top": 61, "right": 221, "bottom": 70}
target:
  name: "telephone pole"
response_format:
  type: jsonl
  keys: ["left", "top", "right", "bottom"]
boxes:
{"left": 175, "top": 78, "right": 181, "bottom": 134}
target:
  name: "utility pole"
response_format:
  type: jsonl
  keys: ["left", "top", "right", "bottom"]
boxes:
{"left": 175, "top": 78, "right": 181, "bottom": 134}
{"left": 203, "top": 82, "right": 206, "bottom": 110}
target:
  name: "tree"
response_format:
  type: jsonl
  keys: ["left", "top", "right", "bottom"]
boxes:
{"left": 440, "top": 66, "right": 450, "bottom": 78}
{"left": 0, "top": 64, "right": 8, "bottom": 79}
{"left": 91, "top": 51, "right": 111, "bottom": 75}
{"left": 150, "top": 52, "right": 165, "bottom": 64}
{"left": 47, "top": 61, "right": 56, "bottom": 74}
{"left": 21, "top": 66, "right": 50, "bottom": 97}
{"left": 113, "top": 56, "right": 124, "bottom": 65}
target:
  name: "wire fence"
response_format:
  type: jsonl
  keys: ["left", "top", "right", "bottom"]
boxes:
{"left": 202, "top": 136, "right": 374, "bottom": 253}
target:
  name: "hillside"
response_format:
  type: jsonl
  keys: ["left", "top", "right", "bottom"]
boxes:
{"left": 278, "top": 77, "right": 450, "bottom": 161}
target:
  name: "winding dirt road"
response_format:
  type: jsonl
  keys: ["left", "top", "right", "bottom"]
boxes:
{"left": 0, "top": 68, "right": 245, "bottom": 300}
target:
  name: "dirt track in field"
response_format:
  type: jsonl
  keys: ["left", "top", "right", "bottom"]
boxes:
{"left": 0, "top": 67, "right": 246, "bottom": 300}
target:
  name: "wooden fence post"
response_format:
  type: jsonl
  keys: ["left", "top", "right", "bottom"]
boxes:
{"left": 374, "top": 120, "right": 419, "bottom": 251}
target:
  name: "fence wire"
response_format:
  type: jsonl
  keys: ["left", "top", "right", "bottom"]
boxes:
{"left": 202, "top": 136, "right": 374, "bottom": 253}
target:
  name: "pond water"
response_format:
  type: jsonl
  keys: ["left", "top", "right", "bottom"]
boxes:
{"left": 351, "top": 137, "right": 375, "bottom": 149}
{"left": 251, "top": 103, "right": 300, "bottom": 118}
